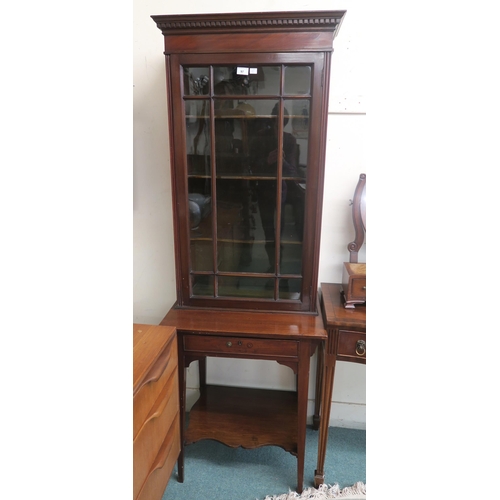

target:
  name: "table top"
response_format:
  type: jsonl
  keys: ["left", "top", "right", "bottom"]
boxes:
{"left": 160, "top": 301, "right": 327, "bottom": 340}
{"left": 320, "top": 283, "right": 366, "bottom": 329}
{"left": 133, "top": 323, "right": 177, "bottom": 394}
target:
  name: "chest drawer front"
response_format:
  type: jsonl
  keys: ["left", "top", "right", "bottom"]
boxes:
{"left": 337, "top": 330, "right": 366, "bottom": 361}
{"left": 183, "top": 334, "right": 298, "bottom": 358}
{"left": 133, "top": 368, "right": 180, "bottom": 500}
{"left": 350, "top": 278, "right": 366, "bottom": 299}
{"left": 133, "top": 335, "right": 178, "bottom": 439}
{"left": 136, "top": 416, "right": 181, "bottom": 500}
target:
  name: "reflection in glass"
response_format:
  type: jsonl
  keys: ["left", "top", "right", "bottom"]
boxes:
{"left": 279, "top": 278, "right": 302, "bottom": 300}
{"left": 186, "top": 99, "right": 213, "bottom": 273}
{"left": 215, "top": 99, "right": 279, "bottom": 177}
{"left": 185, "top": 100, "right": 210, "bottom": 175}
{"left": 284, "top": 66, "right": 311, "bottom": 95}
{"left": 282, "top": 98, "right": 309, "bottom": 251}
{"left": 214, "top": 66, "right": 280, "bottom": 96}
{"left": 181, "top": 64, "right": 314, "bottom": 303}
{"left": 216, "top": 176, "right": 254, "bottom": 273}
{"left": 188, "top": 176, "right": 212, "bottom": 272}
{"left": 191, "top": 275, "right": 214, "bottom": 296}
{"left": 251, "top": 102, "right": 300, "bottom": 274}
{"left": 289, "top": 99, "right": 310, "bottom": 142}
{"left": 183, "top": 67, "right": 210, "bottom": 95}
{"left": 213, "top": 99, "right": 306, "bottom": 276}
{"left": 218, "top": 276, "right": 274, "bottom": 299}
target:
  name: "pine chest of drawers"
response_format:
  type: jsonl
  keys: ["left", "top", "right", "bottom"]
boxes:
{"left": 133, "top": 324, "right": 180, "bottom": 500}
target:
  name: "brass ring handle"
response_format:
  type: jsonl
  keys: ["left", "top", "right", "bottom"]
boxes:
{"left": 355, "top": 340, "right": 366, "bottom": 356}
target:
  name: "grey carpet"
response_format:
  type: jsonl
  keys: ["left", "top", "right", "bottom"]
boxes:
{"left": 162, "top": 425, "right": 366, "bottom": 500}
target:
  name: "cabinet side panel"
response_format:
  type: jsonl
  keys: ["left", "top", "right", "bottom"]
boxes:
{"left": 163, "top": 53, "right": 184, "bottom": 305}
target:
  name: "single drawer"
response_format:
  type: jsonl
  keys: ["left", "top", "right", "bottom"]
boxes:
{"left": 133, "top": 335, "right": 177, "bottom": 439}
{"left": 184, "top": 334, "right": 298, "bottom": 358}
{"left": 133, "top": 368, "right": 180, "bottom": 500}
{"left": 337, "top": 330, "right": 366, "bottom": 361}
{"left": 350, "top": 277, "right": 366, "bottom": 300}
{"left": 135, "top": 416, "right": 181, "bottom": 500}
{"left": 342, "top": 263, "right": 366, "bottom": 308}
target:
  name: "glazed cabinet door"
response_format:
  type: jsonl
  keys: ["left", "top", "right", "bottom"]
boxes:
{"left": 168, "top": 52, "right": 328, "bottom": 312}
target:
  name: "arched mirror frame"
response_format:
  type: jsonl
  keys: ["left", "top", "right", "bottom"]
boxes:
{"left": 347, "top": 173, "right": 366, "bottom": 263}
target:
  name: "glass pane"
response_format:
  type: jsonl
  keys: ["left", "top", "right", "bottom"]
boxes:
{"left": 280, "top": 239, "right": 302, "bottom": 275}
{"left": 190, "top": 239, "right": 213, "bottom": 272}
{"left": 188, "top": 178, "right": 213, "bottom": 272}
{"left": 216, "top": 177, "right": 254, "bottom": 273}
{"left": 215, "top": 99, "right": 279, "bottom": 178}
{"left": 214, "top": 66, "right": 280, "bottom": 96}
{"left": 288, "top": 99, "right": 310, "bottom": 145}
{"left": 214, "top": 110, "right": 247, "bottom": 177}
{"left": 186, "top": 100, "right": 212, "bottom": 273}
{"left": 279, "top": 278, "right": 302, "bottom": 300}
{"left": 215, "top": 99, "right": 278, "bottom": 272}
{"left": 183, "top": 67, "right": 210, "bottom": 95}
{"left": 247, "top": 100, "right": 281, "bottom": 178}
{"left": 218, "top": 276, "right": 275, "bottom": 299}
{"left": 281, "top": 99, "right": 309, "bottom": 253}
{"left": 214, "top": 100, "right": 302, "bottom": 276}
{"left": 284, "top": 65, "right": 311, "bottom": 95}
{"left": 192, "top": 275, "right": 214, "bottom": 296}
{"left": 185, "top": 100, "right": 210, "bottom": 175}
{"left": 253, "top": 178, "right": 279, "bottom": 273}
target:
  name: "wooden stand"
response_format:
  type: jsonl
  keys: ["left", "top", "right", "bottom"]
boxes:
{"left": 161, "top": 304, "right": 326, "bottom": 493}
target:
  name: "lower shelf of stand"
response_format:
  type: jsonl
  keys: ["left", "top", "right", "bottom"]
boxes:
{"left": 186, "top": 385, "right": 298, "bottom": 455}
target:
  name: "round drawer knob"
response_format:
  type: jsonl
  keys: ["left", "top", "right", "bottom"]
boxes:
{"left": 226, "top": 341, "right": 232, "bottom": 347}
{"left": 355, "top": 340, "right": 366, "bottom": 356}
{"left": 247, "top": 342, "right": 253, "bottom": 348}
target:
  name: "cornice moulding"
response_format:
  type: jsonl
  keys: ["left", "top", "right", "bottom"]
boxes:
{"left": 151, "top": 11, "right": 346, "bottom": 37}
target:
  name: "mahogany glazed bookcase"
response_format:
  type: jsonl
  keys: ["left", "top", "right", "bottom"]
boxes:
{"left": 152, "top": 10, "right": 346, "bottom": 493}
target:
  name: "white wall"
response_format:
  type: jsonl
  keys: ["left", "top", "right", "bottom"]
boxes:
{"left": 133, "top": 0, "right": 366, "bottom": 429}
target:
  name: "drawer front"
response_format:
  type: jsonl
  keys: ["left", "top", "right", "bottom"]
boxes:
{"left": 133, "top": 368, "right": 180, "bottom": 499}
{"left": 184, "top": 334, "right": 298, "bottom": 358}
{"left": 350, "top": 278, "right": 366, "bottom": 299}
{"left": 337, "top": 330, "right": 366, "bottom": 361}
{"left": 136, "top": 416, "right": 181, "bottom": 500}
{"left": 133, "top": 335, "right": 177, "bottom": 439}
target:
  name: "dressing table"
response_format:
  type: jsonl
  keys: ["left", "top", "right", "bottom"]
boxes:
{"left": 313, "top": 174, "right": 366, "bottom": 486}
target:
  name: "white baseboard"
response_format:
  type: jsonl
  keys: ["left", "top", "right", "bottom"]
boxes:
{"left": 326, "top": 401, "right": 366, "bottom": 430}
{"left": 306, "top": 399, "right": 366, "bottom": 430}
